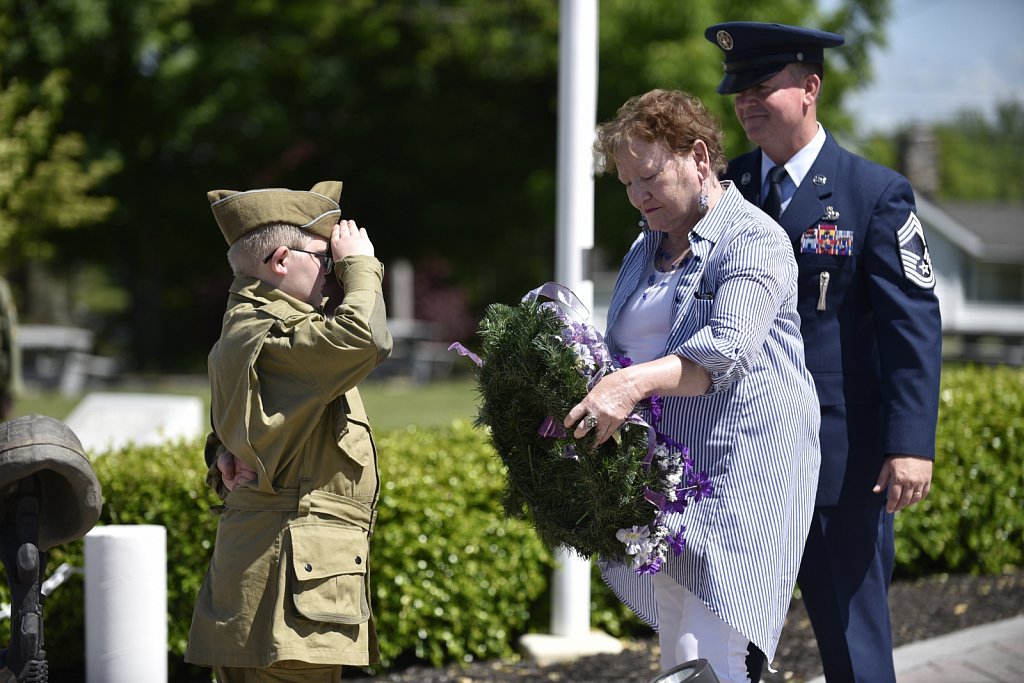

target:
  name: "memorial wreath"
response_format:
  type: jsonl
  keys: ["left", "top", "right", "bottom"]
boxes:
{"left": 451, "top": 283, "right": 712, "bottom": 574}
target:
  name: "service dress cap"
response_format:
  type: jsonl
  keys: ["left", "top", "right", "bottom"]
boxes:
{"left": 208, "top": 180, "right": 343, "bottom": 245}
{"left": 704, "top": 21, "right": 844, "bottom": 94}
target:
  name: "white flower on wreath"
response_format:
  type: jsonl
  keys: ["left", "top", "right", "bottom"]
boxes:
{"left": 615, "top": 525, "right": 651, "bottom": 556}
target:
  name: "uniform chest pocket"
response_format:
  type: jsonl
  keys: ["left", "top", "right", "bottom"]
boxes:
{"left": 289, "top": 522, "right": 370, "bottom": 625}
{"left": 797, "top": 254, "right": 857, "bottom": 312}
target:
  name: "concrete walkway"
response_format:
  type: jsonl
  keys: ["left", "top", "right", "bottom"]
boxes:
{"left": 805, "top": 615, "right": 1024, "bottom": 683}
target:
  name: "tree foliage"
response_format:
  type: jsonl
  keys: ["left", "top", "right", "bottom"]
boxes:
{"left": 1, "top": 0, "right": 890, "bottom": 371}
{"left": 0, "top": 69, "right": 118, "bottom": 260}
{"left": 859, "top": 100, "right": 1024, "bottom": 201}
{"left": 933, "top": 101, "right": 1024, "bottom": 201}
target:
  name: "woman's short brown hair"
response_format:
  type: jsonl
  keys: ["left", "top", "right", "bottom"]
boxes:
{"left": 595, "top": 89, "right": 727, "bottom": 176}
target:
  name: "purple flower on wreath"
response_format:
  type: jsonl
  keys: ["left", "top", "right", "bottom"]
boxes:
{"left": 649, "top": 394, "right": 663, "bottom": 427}
{"left": 665, "top": 494, "right": 690, "bottom": 514}
{"left": 667, "top": 529, "right": 687, "bottom": 556}
{"left": 613, "top": 353, "right": 634, "bottom": 368}
{"left": 553, "top": 317, "right": 612, "bottom": 378}
{"left": 636, "top": 556, "right": 663, "bottom": 575}
{"left": 691, "top": 471, "right": 714, "bottom": 503}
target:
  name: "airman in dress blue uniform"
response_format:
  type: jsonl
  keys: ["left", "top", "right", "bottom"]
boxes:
{"left": 705, "top": 21, "right": 942, "bottom": 683}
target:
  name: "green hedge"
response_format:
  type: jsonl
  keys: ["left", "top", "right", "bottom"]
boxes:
{"left": 2, "top": 364, "right": 1020, "bottom": 679}
{"left": 893, "top": 363, "right": 1024, "bottom": 577}
{"left": 370, "top": 422, "right": 552, "bottom": 666}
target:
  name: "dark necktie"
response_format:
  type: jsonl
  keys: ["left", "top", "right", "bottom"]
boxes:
{"left": 762, "top": 165, "right": 789, "bottom": 220}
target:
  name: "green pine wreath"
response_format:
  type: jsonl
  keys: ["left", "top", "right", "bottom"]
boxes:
{"left": 452, "top": 285, "right": 710, "bottom": 571}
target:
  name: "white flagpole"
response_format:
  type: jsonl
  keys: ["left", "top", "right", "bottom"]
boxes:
{"left": 518, "top": 0, "right": 622, "bottom": 663}
{"left": 551, "top": 0, "right": 598, "bottom": 640}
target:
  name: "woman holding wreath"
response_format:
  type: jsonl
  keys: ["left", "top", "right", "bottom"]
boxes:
{"left": 563, "top": 89, "right": 820, "bottom": 682}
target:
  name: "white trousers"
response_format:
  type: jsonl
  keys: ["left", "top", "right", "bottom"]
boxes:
{"left": 652, "top": 572, "right": 751, "bottom": 683}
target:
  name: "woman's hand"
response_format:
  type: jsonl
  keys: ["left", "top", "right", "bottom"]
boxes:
{"left": 563, "top": 368, "right": 644, "bottom": 445}
{"left": 563, "top": 354, "right": 710, "bottom": 444}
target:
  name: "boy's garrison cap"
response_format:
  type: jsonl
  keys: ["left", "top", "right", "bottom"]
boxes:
{"left": 208, "top": 181, "right": 343, "bottom": 245}
{"left": 704, "top": 21, "right": 844, "bottom": 95}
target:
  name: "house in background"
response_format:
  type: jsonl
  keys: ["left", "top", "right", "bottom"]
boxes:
{"left": 921, "top": 198, "right": 1024, "bottom": 364}
{"left": 902, "top": 126, "right": 1024, "bottom": 365}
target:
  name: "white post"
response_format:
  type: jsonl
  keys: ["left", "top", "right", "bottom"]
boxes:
{"left": 389, "top": 258, "right": 416, "bottom": 320}
{"left": 552, "top": 0, "right": 598, "bottom": 640}
{"left": 85, "top": 525, "right": 168, "bottom": 683}
{"left": 520, "top": 0, "right": 620, "bottom": 664}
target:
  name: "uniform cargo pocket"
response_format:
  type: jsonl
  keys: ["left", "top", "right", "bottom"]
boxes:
{"left": 289, "top": 523, "right": 370, "bottom": 624}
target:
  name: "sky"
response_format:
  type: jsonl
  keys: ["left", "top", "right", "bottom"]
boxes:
{"left": 838, "top": 0, "right": 1024, "bottom": 133}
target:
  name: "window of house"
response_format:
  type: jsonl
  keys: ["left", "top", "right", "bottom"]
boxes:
{"left": 969, "top": 261, "right": 1024, "bottom": 303}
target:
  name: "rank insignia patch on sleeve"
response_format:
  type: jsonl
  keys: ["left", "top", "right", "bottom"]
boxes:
{"left": 896, "top": 212, "right": 935, "bottom": 289}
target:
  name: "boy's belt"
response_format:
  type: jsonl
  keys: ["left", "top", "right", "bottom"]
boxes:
{"left": 221, "top": 485, "right": 377, "bottom": 535}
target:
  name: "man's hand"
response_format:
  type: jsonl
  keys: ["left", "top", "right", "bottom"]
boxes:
{"left": 873, "top": 455, "right": 933, "bottom": 513}
{"left": 217, "top": 450, "right": 257, "bottom": 492}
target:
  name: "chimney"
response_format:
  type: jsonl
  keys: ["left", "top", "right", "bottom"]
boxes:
{"left": 900, "top": 123, "right": 939, "bottom": 198}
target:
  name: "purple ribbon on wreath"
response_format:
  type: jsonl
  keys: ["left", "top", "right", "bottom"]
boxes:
{"left": 448, "top": 341, "right": 482, "bottom": 367}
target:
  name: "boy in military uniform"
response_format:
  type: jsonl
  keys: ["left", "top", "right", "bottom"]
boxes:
{"left": 186, "top": 181, "right": 393, "bottom": 683}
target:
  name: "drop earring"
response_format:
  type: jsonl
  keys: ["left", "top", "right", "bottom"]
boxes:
{"left": 698, "top": 178, "right": 709, "bottom": 215}
{"left": 638, "top": 212, "right": 648, "bottom": 228}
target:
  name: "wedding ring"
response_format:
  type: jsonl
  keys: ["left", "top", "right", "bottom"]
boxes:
{"left": 583, "top": 414, "right": 598, "bottom": 430}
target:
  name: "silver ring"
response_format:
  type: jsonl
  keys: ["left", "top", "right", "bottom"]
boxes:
{"left": 583, "top": 414, "right": 598, "bottom": 429}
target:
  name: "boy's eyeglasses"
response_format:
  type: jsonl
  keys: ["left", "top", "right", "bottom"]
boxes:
{"left": 263, "top": 248, "right": 333, "bottom": 273}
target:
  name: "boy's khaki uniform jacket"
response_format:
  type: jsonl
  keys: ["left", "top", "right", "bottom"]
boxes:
{"left": 186, "top": 255, "right": 393, "bottom": 668}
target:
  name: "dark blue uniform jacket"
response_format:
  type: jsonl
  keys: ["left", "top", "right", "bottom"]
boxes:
{"left": 725, "top": 131, "right": 942, "bottom": 505}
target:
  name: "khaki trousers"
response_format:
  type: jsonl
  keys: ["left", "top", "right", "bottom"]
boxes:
{"left": 214, "top": 661, "right": 343, "bottom": 683}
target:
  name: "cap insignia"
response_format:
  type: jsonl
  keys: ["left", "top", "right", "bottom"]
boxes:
{"left": 716, "top": 30, "right": 734, "bottom": 51}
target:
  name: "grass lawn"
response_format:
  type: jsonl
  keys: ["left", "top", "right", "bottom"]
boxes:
{"left": 359, "top": 377, "right": 480, "bottom": 430}
{"left": 9, "top": 375, "right": 480, "bottom": 432}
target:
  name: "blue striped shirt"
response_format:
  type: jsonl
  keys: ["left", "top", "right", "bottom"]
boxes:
{"left": 600, "top": 183, "right": 821, "bottom": 661}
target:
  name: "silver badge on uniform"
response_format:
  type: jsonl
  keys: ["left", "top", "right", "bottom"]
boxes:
{"left": 823, "top": 206, "right": 840, "bottom": 221}
{"left": 896, "top": 212, "right": 935, "bottom": 289}
{"left": 812, "top": 175, "right": 827, "bottom": 186}
{"left": 740, "top": 172, "right": 752, "bottom": 186}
